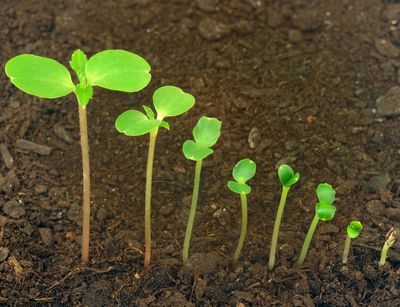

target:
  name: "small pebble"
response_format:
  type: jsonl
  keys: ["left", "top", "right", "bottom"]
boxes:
{"left": 248, "top": 127, "right": 261, "bottom": 149}
{"left": 0, "top": 144, "right": 14, "bottom": 169}
{"left": 0, "top": 247, "right": 10, "bottom": 262}
{"left": 369, "top": 172, "right": 391, "bottom": 191}
{"left": 53, "top": 124, "right": 74, "bottom": 144}
{"left": 96, "top": 208, "right": 109, "bottom": 221}
{"left": 196, "top": 0, "right": 217, "bottom": 12}
{"left": 291, "top": 10, "right": 322, "bottom": 31}
{"left": 318, "top": 224, "right": 339, "bottom": 234}
{"left": 374, "top": 38, "right": 400, "bottom": 58}
{"left": 39, "top": 228, "right": 54, "bottom": 246}
{"left": 366, "top": 200, "right": 385, "bottom": 214}
{"left": 3, "top": 200, "right": 25, "bottom": 219}
{"left": 34, "top": 184, "right": 48, "bottom": 194}
{"left": 198, "top": 17, "right": 230, "bottom": 41}
{"left": 376, "top": 86, "right": 400, "bottom": 117}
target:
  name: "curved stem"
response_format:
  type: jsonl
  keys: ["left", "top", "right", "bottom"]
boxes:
{"left": 233, "top": 194, "right": 248, "bottom": 262}
{"left": 79, "top": 105, "right": 91, "bottom": 264}
{"left": 182, "top": 159, "right": 203, "bottom": 264}
{"left": 342, "top": 235, "right": 351, "bottom": 264}
{"left": 379, "top": 241, "right": 391, "bottom": 266}
{"left": 144, "top": 128, "right": 158, "bottom": 268}
{"left": 268, "top": 186, "right": 289, "bottom": 270}
{"left": 297, "top": 214, "right": 319, "bottom": 267}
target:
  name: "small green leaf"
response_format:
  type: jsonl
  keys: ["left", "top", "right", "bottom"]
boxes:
{"left": 316, "top": 183, "right": 335, "bottom": 204}
{"left": 115, "top": 110, "right": 160, "bottom": 136}
{"left": 193, "top": 117, "right": 222, "bottom": 148}
{"left": 70, "top": 49, "right": 87, "bottom": 82}
{"left": 227, "top": 181, "right": 251, "bottom": 195}
{"left": 182, "top": 140, "right": 213, "bottom": 161}
{"left": 232, "top": 159, "right": 256, "bottom": 184}
{"left": 160, "top": 121, "right": 170, "bottom": 130}
{"left": 347, "top": 221, "right": 362, "bottom": 239}
{"left": 153, "top": 86, "right": 195, "bottom": 119}
{"left": 315, "top": 201, "right": 336, "bottom": 221}
{"left": 85, "top": 50, "right": 151, "bottom": 92}
{"left": 5, "top": 54, "right": 75, "bottom": 99}
{"left": 75, "top": 84, "right": 93, "bottom": 107}
{"left": 278, "top": 164, "right": 300, "bottom": 187}
{"left": 143, "top": 105, "right": 155, "bottom": 119}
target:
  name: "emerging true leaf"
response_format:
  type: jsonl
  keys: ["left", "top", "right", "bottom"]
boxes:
{"left": 75, "top": 84, "right": 93, "bottom": 107}
{"left": 115, "top": 110, "right": 160, "bottom": 136}
{"left": 182, "top": 140, "right": 213, "bottom": 161}
{"left": 153, "top": 86, "right": 195, "bottom": 119}
{"left": 232, "top": 159, "right": 256, "bottom": 184}
{"left": 70, "top": 49, "right": 87, "bottom": 82}
{"left": 5, "top": 54, "right": 75, "bottom": 99}
{"left": 278, "top": 164, "right": 300, "bottom": 187}
{"left": 143, "top": 105, "right": 155, "bottom": 120}
{"left": 85, "top": 50, "right": 151, "bottom": 92}
{"left": 315, "top": 201, "right": 336, "bottom": 221}
{"left": 227, "top": 180, "right": 251, "bottom": 195}
{"left": 347, "top": 221, "right": 363, "bottom": 239}
{"left": 193, "top": 117, "right": 222, "bottom": 148}
{"left": 316, "top": 183, "right": 335, "bottom": 204}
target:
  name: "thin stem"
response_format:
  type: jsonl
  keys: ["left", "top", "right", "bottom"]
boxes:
{"left": 233, "top": 194, "right": 248, "bottom": 262}
{"left": 297, "top": 214, "right": 319, "bottom": 267}
{"left": 268, "top": 186, "right": 290, "bottom": 270}
{"left": 342, "top": 235, "right": 351, "bottom": 264}
{"left": 144, "top": 128, "right": 158, "bottom": 268}
{"left": 78, "top": 105, "right": 91, "bottom": 264}
{"left": 379, "top": 241, "right": 391, "bottom": 266}
{"left": 182, "top": 159, "right": 203, "bottom": 264}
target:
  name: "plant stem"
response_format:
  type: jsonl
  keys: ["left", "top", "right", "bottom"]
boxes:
{"left": 297, "top": 214, "right": 319, "bottom": 267}
{"left": 144, "top": 128, "right": 158, "bottom": 268}
{"left": 268, "top": 186, "right": 290, "bottom": 270}
{"left": 233, "top": 194, "right": 248, "bottom": 262}
{"left": 78, "top": 105, "right": 91, "bottom": 264}
{"left": 342, "top": 235, "right": 351, "bottom": 264}
{"left": 379, "top": 241, "right": 391, "bottom": 266}
{"left": 182, "top": 159, "right": 203, "bottom": 264}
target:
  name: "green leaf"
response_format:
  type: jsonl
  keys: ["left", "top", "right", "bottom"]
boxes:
{"left": 315, "top": 201, "right": 336, "bottom": 221}
{"left": 193, "top": 116, "right": 222, "bottom": 147}
{"left": 153, "top": 86, "right": 195, "bottom": 119}
{"left": 347, "top": 221, "right": 363, "bottom": 239}
{"left": 85, "top": 50, "right": 151, "bottom": 92}
{"left": 232, "top": 159, "right": 256, "bottom": 184}
{"left": 143, "top": 105, "right": 155, "bottom": 119}
{"left": 75, "top": 84, "right": 93, "bottom": 107}
{"left": 5, "top": 54, "right": 75, "bottom": 99}
{"left": 70, "top": 49, "right": 87, "bottom": 82}
{"left": 115, "top": 110, "right": 160, "bottom": 136}
{"left": 278, "top": 164, "right": 300, "bottom": 187}
{"left": 316, "top": 183, "right": 335, "bottom": 204}
{"left": 160, "top": 121, "right": 170, "bottom": 130}
{"left": 182, "top": 140, "right": 213, "bottom": 161}
{"left": 227, "top": 181, "right": 251, "bottom": 195}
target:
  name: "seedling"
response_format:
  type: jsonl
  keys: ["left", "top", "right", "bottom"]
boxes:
{"left": 268, "top": 164, "right": 300, "bottom": 270}
{"left": 116, "top": 86, "right": 195, "bottom": 267}
{"left": 227, "top": 159, "right": 256, "bottom": 262}
{"left": 5, "top": 49, "right": 151, "bottom": 263}
{"left": 379, "top": 228, "right": 397, "bottom": 266}
{"left": 181, "top": 116, "right": 222, "bottom": 264}
{"left": 342, "top": 220, "right": 363, "bottom": 264}
{"left": 296, "top": 183, "right": 336, "bottom": 267}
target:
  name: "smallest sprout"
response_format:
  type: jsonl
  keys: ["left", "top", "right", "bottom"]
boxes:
{"left": 379, "top": 228, "right": 397, "bottom": 266}
{"left": 342, "top": 220, "right": 363, "bottom": 264}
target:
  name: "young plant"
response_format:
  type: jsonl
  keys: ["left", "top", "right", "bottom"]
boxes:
{"left": 115, "top": 86, "right": 195, "bottom": 267}
{"left": 181, "top": 116, "right": 222, "bottom": 264}
{"left": 296, "top": 183, "right": 336, "bottom": 267}
{"left": 5, "top": 49, "right": 151, "bottom": 263}
{"left": 268, "top": 164, "right": 300, "bottom": 270}
{"left": 342, "top": 220, "right": 363, "bottom": 264}
{"left": 227, "top": 159, "right": 256, "bottom": 262}
{"left": 379, "top": 228, "right": 397, "bottom": 266}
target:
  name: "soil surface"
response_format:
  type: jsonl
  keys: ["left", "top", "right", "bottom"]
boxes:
{"left": 1, "top": 0, "right": 400, "bottom": 305}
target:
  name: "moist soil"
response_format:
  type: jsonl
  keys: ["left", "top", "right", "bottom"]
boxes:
{"left": 1, "top": 0, "right": 400, "bottom": 305}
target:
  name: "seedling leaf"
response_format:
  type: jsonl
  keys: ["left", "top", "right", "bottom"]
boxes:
{"left": 347, "top": 221, "right": 363, "bottom": 239}
{"left": 232, "top": 159, "right": 256, "bottom": 184}
{"left": 316, "top": 183, "right": 335, "bottom": 204}
{"left": 70, "top": 49, "right": 87, "bottom": 82}
{"left": 193, "top": 117, "right": 222, "bottom": 147}
{"left": 182, "top": 140, "right": 213, "bottom": 161}
{"left": 75, "top": 84, "right": 93, "bottom": 107}
{"left": 160, "top": 121, "right": 170, "bottom": 130}
{"left": 143, "top": 105, "right": 155, "bottom": 119}
{"left": 278, "top": 164, "right": 300, "bottom": 187}
{"left": 5, "top": 54, "right": 75, "bottom": 99}
{"left": 85, "top": 50, "right": 151, "bottom": 92}
{"left": 315, "top": 201, "right": 336, "bottom": 221}
{"left": 153, "top": 86, "right": 195, "bottom": 119}
{"left": 115, "top": 110, "right": 160, "bottom": 136}
{"left": 227, "top": 180, "right": 251, "bottom": 195}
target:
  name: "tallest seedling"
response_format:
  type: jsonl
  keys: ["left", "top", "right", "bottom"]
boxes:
{"left": 5, "top": 50, "right": 151, "bottom": 263}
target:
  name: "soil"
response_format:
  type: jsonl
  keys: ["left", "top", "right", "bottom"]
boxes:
{"left": 1, "top": 0, "right": 400, "bottom": 305}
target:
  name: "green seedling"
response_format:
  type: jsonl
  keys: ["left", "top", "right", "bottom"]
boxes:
{"left": 296, "top": 183, "right": 336, "bottom": 267}
{"left": 116, "top": 86, "right": 195, "bottom": 267}
{"left": 379, "top": 228, "right": 397, "bottom": 266}
{"left": 227, "top": 159, "right": 256, "bottom": 262}
{"left": 181, "top": 116, "right": 222, "bottom": 264}
{"left": 342, "top": 221, "right": 363, "bottom": 264}
{"left": 5, "top": 49, "right": 151, "bottom": 263}
{"left": 268, "top": 164, "right": 300, "bottom": 270}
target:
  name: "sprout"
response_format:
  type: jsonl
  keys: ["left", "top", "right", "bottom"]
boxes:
{"left": 181, "top": 117, "right": 221, "bottom": 264}
{"left": 296, "top": 183, "right": 336, "bottom": 267}
{"left": 268, "top": 164, "right": 300, "bottom": 270}
{"left": 227, "top": 159, "right": 256, "bottom": 262}
{"left": 379, "top": 228, "right": 397, "bottom": 266}
{"left": 116, "top": 86, "right": 195, "bottom": 267}
{"left": 5, "top": 49, "right": 151, "bottom": 263}
{"left": 342, "top": 220, "right": 363, "bottom": 264}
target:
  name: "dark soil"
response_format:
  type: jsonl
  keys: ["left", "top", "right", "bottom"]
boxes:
{"left": 1, "top": 0, "right": 400, "bottom": 305}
